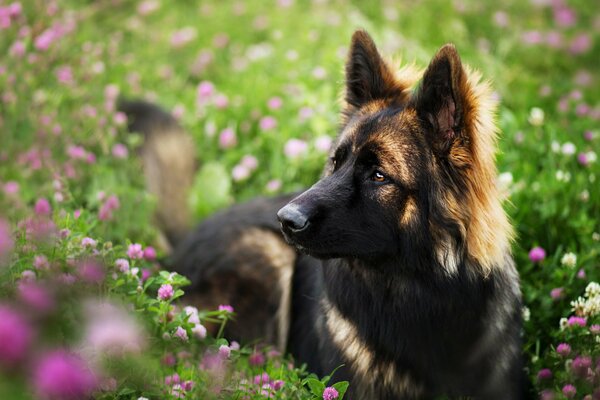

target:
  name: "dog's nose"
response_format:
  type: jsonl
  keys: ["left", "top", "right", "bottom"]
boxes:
{"left": 277, "top": 203, "right": 309, "bottom": 232}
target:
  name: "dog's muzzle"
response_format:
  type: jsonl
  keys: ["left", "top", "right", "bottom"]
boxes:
{"left": 277, "top": 203, "right": 310, "bottom": 233}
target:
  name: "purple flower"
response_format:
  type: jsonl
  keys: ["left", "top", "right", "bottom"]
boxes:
{"left": 218, "top": 304, "right": 234, "bottom": 313}
{"left": 284, "top": 138, "right": 308, "bottom": 159}
{"left": 81, "top": 237, "right": 97, "bottom": 249}
{"left": 21, "top": 270, "right": 36, "bottom": 282}
{"left": 590, "top": 324, "right": 600, "bottom": 334}
{"left": 78, "top": 261, "right": 105, "bottom": 283}
{"left": 174, "top": 326, "right": 188, "bottom": 341}
{"left": 267, "top": 96, "right": 283, "bottom": 110}
{"left": 554, "top": 7, "right": 576, "bottom": 27}
{"left": 231, "top": 164, "right": 250, "bottom": 182}
{"left": 197, "top": 81, "right": 214, "bottom": 103}
{"left": 143, "top": 246, "right": 156, "bottom": 261}
{"left": 0, "top": 305, "right": 33, "bottom": 365}
{"left": 18, "top": 281, "right": 54, "bottom": 312}
{"left": 248, "top": 351, "right": 265, "bottom": 366}
{"left": 141, "top": 269, "right": 152, "bottom": 282}
{"left": 550, "top": 287, "right": 564, "bottom": 300}
{"left": 219, "top": 128, "right": 237, "bottom": 149}
{"left": 540, "top": 389, "right": 555, "bottom": 400}
{"left": 583, "top": 131, "right": 594, "bottom": 141}
{"left": 537, "top": 368, "right": 552, "bottom": 381}
{"left": 253, "top": 372, "right": 270, "bottom": 385}
{"left": 271, "top": 379, "right": 285, "bottom": 391}
{"left": 34, "top": 255, "right": 49, "bottom": 269}
{"left": 569, "top": 34, "right": 591, "bottom": 55}
{"left": 528, "top": 246, "right": 545, "bottom": 263}
{"left": 556, "top": 343, "right": 571, "bottom": 357}
{"left": 266, "top": 179, "right": 282, "bottom": 193}
{"left": 522, "top": 31, "right": 543, "bottom": 45}
{"left": 567, "top": 316, "right": 586, "bottom": 327}
{"left": 3, "top": 180, "right": 19, "bottom": 195}
{"left": 315, "top": 136, "right": 333, "bottom": 153}
{"left": 115, "top": 258, "right": 129, "bottom": 273}
{"left": 33, "top": 350, "right": 97, "bottom": 400}
{"left": 571, "top": 355, "right": 592, "bottom": 378}
{"left": 323, "top": 386, "right": 339, "bottom": 400}
{"left": 170, "top": 27, "right": 196, "bottom": 48}
{"left": 83, "top": 301, "right": 145, "bottom": 356}
{"left": 34, "top": 198, "right": 51, "bottom": 216}
{"left": 577, "top": 152, "right": 589, "bottom": 166}
{"left": 165, "top": 373, "right": 180, "bottom": 386}
{"left": 259, "top": 116, "right": 277, "bottom": 131}
{"left": 192, "top": 324, "right": 207, "bottom": 339}
{"left": 240, "top": 155, "right": 258, "bottom": 171}
{"left": 562, "top": 384, "right": 576, "bottom": 398}
{"left": 158, "top": 284, "right": 174, "bottom": 301}
{"left": 56, "top": 66, "right": 74, "bottom": 85}
{"left": 112, "top": 143, "right": 128, "bottom": 159}
{"left": 213, "top": 94, "right": 229, "bottom": 109}
{"left": 127, "top": 243, "right": 144, "bottom": 259}
{"left": 492, "top": 11, "right": 509, "bottom": 27}
{"left": 218, "top": 345, "right": 230, "bottom": 359}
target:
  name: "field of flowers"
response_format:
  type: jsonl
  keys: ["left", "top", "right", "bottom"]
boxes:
{"left": 0, "top": 0, "right": 598, "bottom": 399}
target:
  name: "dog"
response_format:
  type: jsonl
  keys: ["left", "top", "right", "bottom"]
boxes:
{"left": 122, "top": 30, "right": 524, "bottom": 400}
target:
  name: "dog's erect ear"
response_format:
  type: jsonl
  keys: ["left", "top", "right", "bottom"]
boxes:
{"left": 414, "top": 44, "right": 467, "bottom": 155}
{"left": 344, "top": 30, "right": 406, "bottom": 112}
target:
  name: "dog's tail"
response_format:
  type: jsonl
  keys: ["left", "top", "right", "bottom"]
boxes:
{"left": 118, "top": 100, "right": 197, "bottom": 250}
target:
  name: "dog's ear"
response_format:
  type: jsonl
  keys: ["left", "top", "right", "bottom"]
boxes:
{"left": 344, "top": 30, "right": 406, "bottom": 113}
{"left": 414, "top": 44, "right": 468, "bottom": 157}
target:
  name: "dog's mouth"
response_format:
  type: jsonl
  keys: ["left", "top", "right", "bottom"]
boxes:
{"left": 279, "top": 224, "right": 341, "bottom": 259}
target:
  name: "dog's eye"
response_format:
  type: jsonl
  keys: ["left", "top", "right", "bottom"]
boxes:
{"left": 330, "top": 157, "right": 337, "bottom": 169}
{"left": 371, "top": 170, "right": 387, "bottom": 183}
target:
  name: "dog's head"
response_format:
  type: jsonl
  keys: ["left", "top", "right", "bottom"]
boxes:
{"left": 278, "top": 31, "right": 512, "bottom": 274}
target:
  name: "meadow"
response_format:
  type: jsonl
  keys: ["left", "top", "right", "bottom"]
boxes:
{"left": 0, "top": 0, "right": 598, "bottom": 399}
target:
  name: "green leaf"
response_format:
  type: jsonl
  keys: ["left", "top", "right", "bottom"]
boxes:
{"left": 189, "top": 162, "right": 233, "bottom": 219}
{"left": 305, "top": 378, "right": 324, "bottom": 396}
{"left": 332, "top": 381, "right": 350, "bottom": 399}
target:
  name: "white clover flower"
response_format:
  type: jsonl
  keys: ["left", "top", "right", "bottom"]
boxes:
{"left": 586, "top": 282, "right": 600, "bottom": 298}
{"left": 593, "top": 232, "right": 600, "bottom": 242}
{"left": 498, "top": 172, "right": 513, "bottom": 186}
{"left": 561, "top": 252, "right": 577, "bottom": 268}
{"left": 522, "top": 306, "right": 530, "bottom": 322}
{"left": 584, "top": 297, "right": 600, "bottom": 317}
{"left": 555, "top": 170, "right": 571, "bottom": 182}
{"left": 551, "top": 141, "right": 561, "bottom": 153}
{"left": 528, "top": 107, "right": 545, "bottom": 126}
{"left": 561, "top": 142, "right": 576, "bottom": 155}
{"left": 559, "top": 317, "right": 568, "bottom": 330}
{"left": 580, "top": 190, "right": 590, "bottom": 202}
{"left": 586, "top": 151, "right": 597, "bottom": 163}
{"left": 571, "top": 297, "right": 586, "bottom": 316}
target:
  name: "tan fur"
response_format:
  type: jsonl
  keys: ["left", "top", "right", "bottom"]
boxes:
{"left": 341, "top": 58, "right": 512, "bottom": 276}
{"left": 455, "top": 67, "right": 514, "bottom": 275}
{"left": 324, "top": 301, "right": 424, "bottom": 398}
{"left": 142, "top": 127, "right": 196, "bottom": 248}
{"left": 231, "top": 228, "right": 296, "bottom": 351}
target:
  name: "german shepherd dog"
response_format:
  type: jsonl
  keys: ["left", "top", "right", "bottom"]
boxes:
{"left": 121, "top": 30, "right": 524, "bottom": 400}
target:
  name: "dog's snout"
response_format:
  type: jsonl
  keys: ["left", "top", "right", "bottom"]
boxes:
{"left": 277, "top": 203, "right": 309, "bottom": 232}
